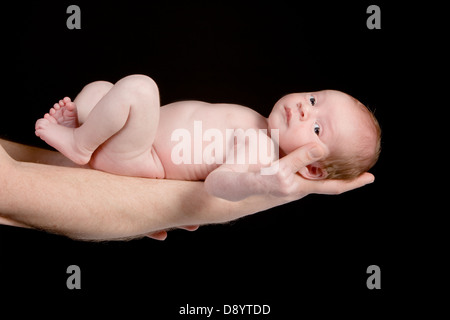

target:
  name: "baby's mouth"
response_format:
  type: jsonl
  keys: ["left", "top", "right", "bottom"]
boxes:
{"left": 284, "top": 106, "right": 291, "bottom": 125}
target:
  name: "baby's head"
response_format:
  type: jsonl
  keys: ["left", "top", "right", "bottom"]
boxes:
{"left": 268, "top": 90, "right": 381, "bottom": 180}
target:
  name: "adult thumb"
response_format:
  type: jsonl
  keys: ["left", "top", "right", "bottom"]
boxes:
{"left": 307, "top": 144, "right": 324, "bottom": 160}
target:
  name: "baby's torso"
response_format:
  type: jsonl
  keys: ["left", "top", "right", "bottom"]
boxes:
{"left": 153, "top": 101, "right": 268, "bottom": 180}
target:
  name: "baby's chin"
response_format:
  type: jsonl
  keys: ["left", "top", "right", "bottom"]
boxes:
{"left": 278, "top": 148, "right": 288, "bottom": 158}
{"left": 277, "top": 143, "right": 294, "bottom": 158}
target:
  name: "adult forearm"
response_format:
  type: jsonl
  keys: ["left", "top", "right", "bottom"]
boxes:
{"left": 0, "top": 215, "right": 31, "bottom": 228}
{"left": 0, "top": 158, "right": 287, "bottom": 240}
{"left": 0, "top": 139, "right": 80, "bottom": 167}
{"left": 1, "top": 139, "right": 374, "bottom": 240}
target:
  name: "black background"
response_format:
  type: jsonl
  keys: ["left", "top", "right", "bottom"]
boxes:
{"left": 0, "top": 0, "right": 441, "bottom": 317}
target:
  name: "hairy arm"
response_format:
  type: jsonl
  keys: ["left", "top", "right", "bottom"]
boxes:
{"left": 0, "top": 139, "right": 286, "bottom": 240}
{"left": 0, "top": 139, "right": 81, "bottom": 167}
{"left": 0, "top": 139, "right": 374, "bottom": 240}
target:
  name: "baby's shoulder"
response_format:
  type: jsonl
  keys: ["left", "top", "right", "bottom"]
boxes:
{"left": 162, "top": 100, "right": 267, "bottom": 130}
{"left": 214, "top": 103, "right": 267, "bottom": 129}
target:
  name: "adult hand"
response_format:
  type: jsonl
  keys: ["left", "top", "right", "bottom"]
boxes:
{"left": 257, "top": 143, "right": 374, "bottom": 201}
{"left": 147, "top": 143, "right": 374, "bottom": 240}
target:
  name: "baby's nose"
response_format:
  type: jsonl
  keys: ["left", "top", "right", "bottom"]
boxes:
{"left": 298, "top": 103, "right": 308, "bottom": 121}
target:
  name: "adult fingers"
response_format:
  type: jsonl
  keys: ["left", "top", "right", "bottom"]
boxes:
{"left": 146, "top": 230, "right": 168, "bottom": 240}
{"left": 179, "top": 225, "right": 199, "bottom": 231}
{"left": 303, "top": 172, "right": 375, "bottom": 195}
{"left": 145, "top": 225, "right": 199, "bottom": 240}
{"left": 280, "top": 143, "right": 325, "bottom": 174}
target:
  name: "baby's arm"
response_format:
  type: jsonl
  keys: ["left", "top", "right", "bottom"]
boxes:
{"left": 205, "top": 135, "right": 278, "bottom": 201}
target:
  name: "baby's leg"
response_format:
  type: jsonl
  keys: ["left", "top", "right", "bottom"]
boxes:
{"left": 42, "top": 81, "right": 114, "bottom": 129}
{"left": 74, "top": 81, "right": 114, "bottom": 124}
{"left": 36, "top": 75, "right": 163, "bottom": 177}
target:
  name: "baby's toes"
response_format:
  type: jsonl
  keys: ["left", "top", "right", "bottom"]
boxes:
{"left": 66, "top": 101, "right": 76, "bottom": 111}
{"left": 44, "top": 113, "right": 58, "bottom": 124}
{"left": 64, "top": 98, "right": 76, "bottom": 111}
{"left": 52, "top": 103, "right": 61, "bottom": 111}
{"left": 35, "top": 118, "right": 49, "bottom": 132}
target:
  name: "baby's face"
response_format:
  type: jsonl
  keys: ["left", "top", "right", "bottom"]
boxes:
{"left": 268, "top": 90, "right": 370, "bottom": 158}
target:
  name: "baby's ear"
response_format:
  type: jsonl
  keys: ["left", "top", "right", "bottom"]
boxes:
{"left": 298, "top": 163, "right": 328, "bottom": 180}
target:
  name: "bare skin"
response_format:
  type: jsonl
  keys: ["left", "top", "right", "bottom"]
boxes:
{"left": 2, "top": 76, "right": 377, "bottom": 240}
{"left": 35, "top": 75, "right": 377, "bottom": 203}
{"left": 0, "top": 139, "right": 374, "bottom": 240}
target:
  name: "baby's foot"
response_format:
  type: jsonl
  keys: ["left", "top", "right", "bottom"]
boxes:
{"left": 45, "top": 97, "right": 79, "bottom": 128}
{"left": 35, "top": 118, "right": 91, "bottom": 165}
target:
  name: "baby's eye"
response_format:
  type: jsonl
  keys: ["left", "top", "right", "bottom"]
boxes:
{"left": 309, "top": 95, "right": 316, "bottom": 106}
{"left": 313, "top": 123, "right": 321, "bottom": 135}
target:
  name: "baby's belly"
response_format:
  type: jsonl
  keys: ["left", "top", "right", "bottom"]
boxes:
{"left": 155, "top": 146, "right": 221, "bottom": 181}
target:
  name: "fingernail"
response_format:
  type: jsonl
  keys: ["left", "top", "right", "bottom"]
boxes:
{"left": 308, "top": 146, "right": 323, "bottom": 158}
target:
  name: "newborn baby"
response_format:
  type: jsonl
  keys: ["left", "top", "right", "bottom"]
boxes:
{"left": 35, "top": 75, "right": 380, "bottom": 201}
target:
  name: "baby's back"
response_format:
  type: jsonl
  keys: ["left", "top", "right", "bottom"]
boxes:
{"left": 153, "top": 101, "right": 269, "bottom": 180}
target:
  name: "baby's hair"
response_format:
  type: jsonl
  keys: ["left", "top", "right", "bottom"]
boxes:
{"left": 318, "top": 98, "right": 381, "bottom": 180}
